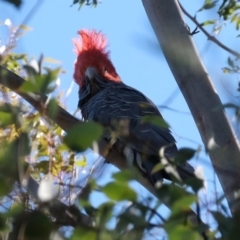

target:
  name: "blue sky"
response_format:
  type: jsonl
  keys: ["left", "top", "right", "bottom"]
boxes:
{"left": 1, "top": 0, "right": 239, "bottom": 232}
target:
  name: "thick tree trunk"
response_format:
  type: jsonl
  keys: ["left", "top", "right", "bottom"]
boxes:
{"left": 142, "top": 0, "right": 240, "bottom": 214}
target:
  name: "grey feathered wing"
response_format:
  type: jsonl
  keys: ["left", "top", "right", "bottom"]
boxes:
{"left": 80, "top": 81, "right": 194, "bottom": 184}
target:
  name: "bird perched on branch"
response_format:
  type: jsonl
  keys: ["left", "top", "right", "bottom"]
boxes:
{"left": 73, "top": 29, "right": 194, "bottom": 185}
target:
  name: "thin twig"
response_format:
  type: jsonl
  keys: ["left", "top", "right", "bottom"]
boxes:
{"left": 179, "top": 2, "right": 240, "bottom": 59}
{"left": 14, "top": 1, "right": 44, "bottom": 39}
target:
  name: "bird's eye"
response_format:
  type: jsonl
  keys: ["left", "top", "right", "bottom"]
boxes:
{"left": 103, "top": 67, "right": 107, "bottom": 73}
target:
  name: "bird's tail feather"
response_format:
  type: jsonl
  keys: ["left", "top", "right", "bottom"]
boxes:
{"left": 142, "top": 158, "right": 195, "bottom": 186}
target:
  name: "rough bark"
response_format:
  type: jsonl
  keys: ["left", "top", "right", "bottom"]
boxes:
{"left": 142, "top": 0, "right": 240, "bottom": 213}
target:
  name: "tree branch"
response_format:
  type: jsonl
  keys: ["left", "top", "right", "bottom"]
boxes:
{"left": 26, "top": 176, "right": 94, "bottom": 228}
{"left": 178, "top": 2, "right": 240, "bottom": 59}
{"left": 0, "top": 65, "right": 208, "bottom": 237}
{"left": 142, "top": 0, "right": 240, "bottom": 214}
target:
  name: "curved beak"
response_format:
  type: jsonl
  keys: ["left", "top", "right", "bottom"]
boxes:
{"left": 85, "top": 67, "right": 98, "bottom": 80}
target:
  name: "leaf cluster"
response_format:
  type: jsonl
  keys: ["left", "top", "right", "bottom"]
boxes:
{"left": 198, "top": 0, "right": 240, "bottom": 30}
{"left": 71, "top": 0, "right": 98, "bottom": 9}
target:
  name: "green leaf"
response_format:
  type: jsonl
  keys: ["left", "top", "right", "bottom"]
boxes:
{"left": 44, "top": 57, "right": 61, "bottom": 64}
{"left": 43, "top": 67, "right": 61, "bottom": 82}
{"left": 1, "top": 0, "right": 22, "bottom": 8}
{"left": 19, "top": 24, "right": 32, "bottom": 31}
{"left": 71, "top": 0, "right": 79, "bottom": 5}
{"left": 19, "top": 79, "right": 39, "bottom": 93}
{"left": 0, "top": 214, "right": 8, "bottom": 232}
{"left": 167, "top": 225, "right": 200, "bottom": 240}
{"left": 227, "top": 57, "right": 234, "bottom": 68}
{"left": 0, "top": 175, "right": 12, "bottom": 197}
{"left": 141, "top": 115, "right": 169, "bottom": 128}
{"left": 0, "top": 133, "right": 30, "bottom": 181}
{"left": 64, "top": 122, "right": 103, "bottom": 152}
{"left": 71, "top": 227, "right": 97, "bottom": 240}
{"left": 117, "top": 211, "right": 146, "bottom": 235}
{"left": 97, "top": 231, "right": 114, "bottom": 240}
{"left": 117, "top": 204, "right": 147, "bottom": 232}
{"left": 151, "top": 162, "right": 164, "bottom": 174}
{"left": 102, "top": 182, "right": 137, "bottom": 201}
{"left": 218, "top": 1, "right": 240, "bottom": 20}
{"left": 222, "top": 67, "right": 231, "bottom": 73}
{"left": 156, "top": 184, "right": 189, "bottom": 207}
{"left": 171, "top": 195, "right": 197, "bottom": 214}
{"left": 231, "top": 13, "right": 238, "bottom": 22}
{"left": 18, "top": 132, "right": 31, "bottom": 156}
{"left": 0, "top": 104, "right": 20, "bottom": 127}
{"left": 12, "top": 54, "right": 27, "bottom": 60}
{"left": 112, "top": 169, "right": 135, "bottom": 182}
{"left": 23, "top": 64, "right": 39, "bottom": 76}
{"left": 47, "top": 98, "right": 59, "bottom": 119}
{"left": 20, "top": 67, "right": 61, "bottom": 95}
{"left": 201, "top": 20, "right": 216, "bottom": 26}
{"left": 0, "top": 111, "right": 15, "bottom": 127}
{"left": 236, "top": 16, "right": 240, "bottom": 30}
{"left": 56, "top": 143, "right": 69, "bottom": 152}
{"left": 75, "top": 156, "right": 87, "bottom": 167}
{"left": 211, "top": 211, "right": 234, "bottom": 239}
{"left": 174, "top": 148, "right": 195, "bottom": 165}
{"left": 36, "top": 161, "right": 49, "bottom": 174}
{"left": 198, "top": 0, "right": 218, "bottom": 12}
{"left": 184, "top": 177, "right": 204, "bottom": 193}
{"left": 24, "top": 211, "right": 53, "bottom": 239}
{"left": 78, "top": 180, "right": 96, "bottom": 207}
{"left": 79, "top": 0, "right": 85, "bottom": 7}
{"left": 97, "top": 202, "right": 115, "bottom": 226}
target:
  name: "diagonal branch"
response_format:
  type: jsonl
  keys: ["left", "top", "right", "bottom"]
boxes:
{"left": 0, "top": 65, "right": 209, "bottom": 238}
{"left": 142, "top": 0, "right": 240, "bottom": 214}
{"left": 26, "top": 176, "right": 94, "bottom": 228}
{"left": 179, "top": 1, "right": 240, "bottom": 59}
